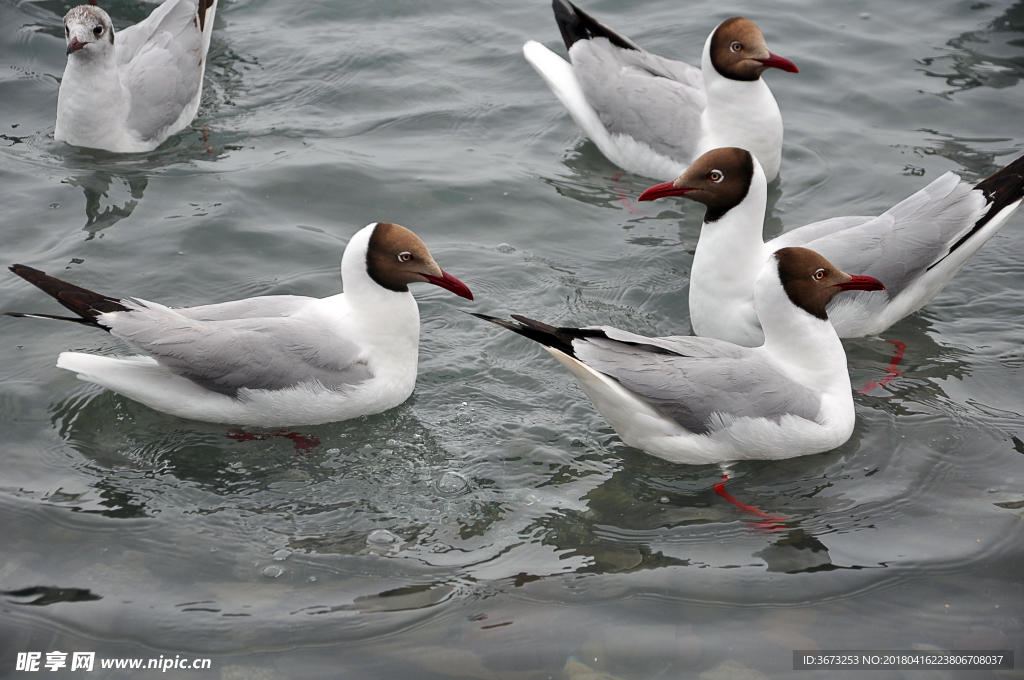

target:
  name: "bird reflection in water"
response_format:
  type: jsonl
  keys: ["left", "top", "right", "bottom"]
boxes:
{"left": 65, "top": 171, "right": 148, "bottom": 239}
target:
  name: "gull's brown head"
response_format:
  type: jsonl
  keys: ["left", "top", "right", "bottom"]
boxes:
{"left": 639, "top": 147, "right": 754, "bottom": 222}
{"left": 709, "top": 17, "right": 798, "bottom": 81}
{"left": 365, "top": 222, "right": 473, "bottom": 300}
{"left": 773, "top": 247, "right": 885, "bottom": 321}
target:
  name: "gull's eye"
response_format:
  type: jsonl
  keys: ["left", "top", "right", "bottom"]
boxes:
{"left": 813, "top": 268, "right": 826, "bottom": 281}
{"left": 397, "top": 252, "right": 413, "bottom": 263}
{"left": 730, "top": 41, "right": 742, "bottom": 53}
{"left": 93, "top": 25, "right": 103, "bottom": 36}
{"left": 708, "top": 169, "right": 724, "bottom": 183}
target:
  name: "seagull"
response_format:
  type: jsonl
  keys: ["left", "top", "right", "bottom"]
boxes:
{"left": 473, "top": 248, "right": 884, "bottom": 465}
{"left": 639, "top": 148, "right": 1024, "bottom": 346}
{"left": 523, "top": 0, "right": 798, "bottom": 181}
{"left": 6, "top": 223, "right": 473, "bottom": 426}
{"left": 55, "top": 0, "right": 217, "bottom": 152}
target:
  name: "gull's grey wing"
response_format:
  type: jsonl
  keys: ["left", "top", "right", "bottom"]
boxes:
{"left": 570, "top": 39, "right": 706, "bottom": 162}
{"left": 105, "top": 299, "right": 371, "bottom": 396}
{"left": 595, "top": 325, "right": 747, "bottom": 359}
{"left": 574, "top": 330, "right": 821, "bottom": 435}
{"left": 174, "top": 295, "right": 315, "bottom": 322}
{"left": 116, "top": 0, "right": 205, "bottom": 142}
{"left": 768, "top": 215, "right": 877, "bottom": 250}
{"left": 771, "top": 172, "right": 987, "bottom": 297}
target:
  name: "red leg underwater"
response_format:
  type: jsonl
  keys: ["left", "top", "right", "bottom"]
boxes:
{"left": 858, "top": 339, "right": 906, "bottom": 394}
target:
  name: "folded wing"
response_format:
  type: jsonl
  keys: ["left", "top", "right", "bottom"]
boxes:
{"left": 572, "top": 329, "right": 821, "bottom": 434}
{"left": 117, "top": 0, "right": 206, "bottom": 141}
{"left": 105, "top": 299, "right": 371, "bottom": 396}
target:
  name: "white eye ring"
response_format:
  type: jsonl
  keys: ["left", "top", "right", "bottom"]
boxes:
{"left": 813, "top": 268, "right": 826, "bottom": 281}
{"left": 730, "top": 41, "right": 742, "bottom": 53}
{"left": 397, "top": 252, "right": 413, "bottom": 263}
{"left": 708, "top": 169, "right": 724, "bottom": 183}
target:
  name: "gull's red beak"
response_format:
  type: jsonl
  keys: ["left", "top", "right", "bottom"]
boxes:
{"left": 756, "top": 52, "right": 799, "bottom": 74}
{"left": 837, "top": 275, "right": 885, "bottom": 292}
{"left": 66, "top": 38, "right": 86, "bottom": 55}
{"left": 423, "top": 270, "right": 474, "bottom": 300}
{"left": 638, "top": 181, "right": 693, "bottom": 202}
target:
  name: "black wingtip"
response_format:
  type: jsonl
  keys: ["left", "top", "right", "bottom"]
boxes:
{"left": 551, "top": 0, "right": 639, "bottom": 52}
{"left": 934, "top": 153, "right": 1024, "bottom": 266}
{"left": 469, "top": 312, "right": 582, "bottom": 357}
{"left": 4, "top": 311, "right": 95, "bottom": 325}
{"left": 466, "top": 311, "right": 521, "bottom": 332}
{"left": 197, "top": 0, "right": 212, "bottom": 32}
{"left": 976, "top": 152, "right": 1024, "bottom": 209}
{"left": 8, "top": 264, "right": 126, "bottom": 329}
{"left": 11, "top": 263, "right": 40, "bottom": 276}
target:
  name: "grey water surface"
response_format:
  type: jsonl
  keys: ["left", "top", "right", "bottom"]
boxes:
{"left": 1, "top": 0, "right": 1023, "bottom": 678}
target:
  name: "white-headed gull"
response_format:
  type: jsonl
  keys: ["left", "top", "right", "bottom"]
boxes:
{"left": 523, "top": 0, "right": 798, "bottom": 181}
{"left": 473, "top": 248, "right": 884, "bottom": 465}
{"left": 55, "top": 0, "right": 217, "bottom": 152}
{"left": 7, "top": 223, "right": 473, "bottom": 426}
{"left": 640, "top": 148, "right": 1024, "bottom": 346}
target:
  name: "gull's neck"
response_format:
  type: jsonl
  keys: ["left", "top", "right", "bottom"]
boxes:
{"left": 55, "top": 50, "right": 131, "bottom": 149}
{"left": 688, "top": 160, "right": 770, "bottom": 345}
{"left": 754, "top": 267, "right": 850, "bottom": 393}
{"left": 337, "top": 224, "right": 420, "bottom": 344}
{"left": 698, "top": 33, "right": 784, "bottom": 181}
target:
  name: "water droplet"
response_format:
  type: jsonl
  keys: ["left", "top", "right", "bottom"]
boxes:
{"left": 860, "top": 12, "right": 870, "bottom": 19}
{"left": 48, "top": 202, "right": 60, "bottom": 209}
{"left": 435, "top": 471, "right": 470, "bottom": 496}
{"left": 262, "top": 565, "right": 284, "bottom": 579}
{"left": 659, "top": 496, "right": 670, "bottom": 504}
{"left": 273, "top": 549, "right": 292, "bottom": 561}
{"left": 495, "top": 243, "right": 515, "bottom": 253}
{"left": 570, "top": 437, "right": 586, "bottom": 447}
{"left": 367, "top": 529, "right": 400, "bottom": 546}
{"left": 307, "top": 576, "right": 317, "bottom": 583}
{"left": 326, "top": 448, "right": 340, "bottom": 454}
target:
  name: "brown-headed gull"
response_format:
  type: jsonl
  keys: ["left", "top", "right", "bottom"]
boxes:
{"left": 7, "top": 223, "right": 473, "bottom": 426}
{"left": 523, "top": 0, "right": 797, "bottom": 181}
{"left": 55, "top": 0, "right": 217, "bottom": 152}
{"left": 640, "top": 148, "right": 1024, "bottom": 346}
{"left": 473, "top": 248, "right": 884, "bottom": 465}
